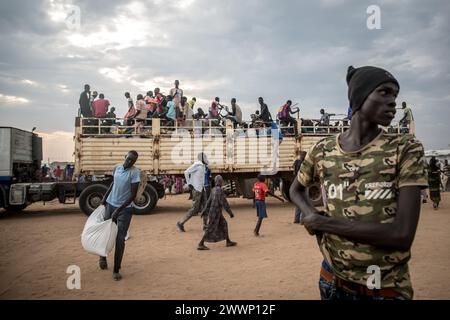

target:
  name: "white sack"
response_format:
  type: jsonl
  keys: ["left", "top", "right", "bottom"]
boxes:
{"left": 81, "top": 205, "right": 118, "bottom": 257}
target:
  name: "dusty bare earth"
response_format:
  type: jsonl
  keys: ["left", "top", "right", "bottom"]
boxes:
{"left": 1, "top": 192, "right": 449, "bottom": 300}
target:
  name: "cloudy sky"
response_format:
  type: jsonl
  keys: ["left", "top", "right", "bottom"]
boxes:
{"left": 0, "top": 0, "right": 449, "bottom": 161}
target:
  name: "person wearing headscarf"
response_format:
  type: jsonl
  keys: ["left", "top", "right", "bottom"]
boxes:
{"left": 197, "top": 175, "right": 237, "bottom": 250}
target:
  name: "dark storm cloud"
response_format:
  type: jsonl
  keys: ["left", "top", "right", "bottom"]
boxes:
{"left": 0, "top": 0, "right": 449, "bottom": 150}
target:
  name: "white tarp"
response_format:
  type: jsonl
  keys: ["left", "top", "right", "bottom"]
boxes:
{"left": 81, "top": 205, "right": 118, "bottom": 257}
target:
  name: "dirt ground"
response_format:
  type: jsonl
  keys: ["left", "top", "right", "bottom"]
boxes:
{"left": 1, "top": 192, "right": 449, "bottom": 300}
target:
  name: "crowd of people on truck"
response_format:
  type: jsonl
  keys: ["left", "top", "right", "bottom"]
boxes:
{"left": 79, "top": 80, "right": 415, "bottom": 136}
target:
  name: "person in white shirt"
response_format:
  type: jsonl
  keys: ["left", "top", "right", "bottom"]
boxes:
{"left": 177, "top": 152, "right": 209, "bottom": 232}
{"left": 170, "top": 80, "right": 183, "bottom": 108}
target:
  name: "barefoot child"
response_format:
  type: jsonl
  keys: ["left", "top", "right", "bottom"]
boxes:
{"left": 253, "top": 175, "right": 278, "bottom": 236}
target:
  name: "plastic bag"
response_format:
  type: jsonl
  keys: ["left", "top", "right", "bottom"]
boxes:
{"left": 81, "top": 205, "right": 118, "bottom": 257}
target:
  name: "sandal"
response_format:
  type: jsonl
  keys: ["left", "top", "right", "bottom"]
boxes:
{"left": 99, "top": 258, "right": 108, "bottom": 270}
{"left": 197, "top": 244, "right": 210, "bottom": 250}
{"left": 226, "top": 241, "right": 237, "bottom": 247}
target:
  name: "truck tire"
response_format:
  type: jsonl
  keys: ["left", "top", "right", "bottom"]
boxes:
{"left": 6, "top": 204, "right": 28, "bottom": 212}
{"left": 79, "top": 184, "right": 108, "bottom": 216}
{"left": 308, "top": 183, "right": 323, "bottom": 207}
{"left": 0, "top": 185, "right": 6, "bottom": 209}
{"left": 150, "top": 181, "right": 165, "bottom": 199}
{"left": 133, "top": 185, "right": 158, "bottom": 215}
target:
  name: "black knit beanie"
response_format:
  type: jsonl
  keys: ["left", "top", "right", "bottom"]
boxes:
{"left": 346, "top": 65, "right": 399, "bottom": 114}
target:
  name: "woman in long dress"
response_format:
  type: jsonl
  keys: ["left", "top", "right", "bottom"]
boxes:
{"left": 198, "top": 175, "right": 237, "bottom": 250}
{"left": 428, "top": 157, "right": 441, "bottom": 209}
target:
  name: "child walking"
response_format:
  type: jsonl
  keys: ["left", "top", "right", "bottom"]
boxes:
{"left": 253, "top": 175, "right": 273, "bottom": 236}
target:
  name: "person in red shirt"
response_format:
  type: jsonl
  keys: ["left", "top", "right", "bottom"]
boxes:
{"left": 53, "top": 165, "right": 63, "bottom": 181}
{"left": 93, "top": 93, "right": 110, "bottom": 118}
{"left": 209, "top": 97, "right": 221, "bottom": 120}
{"left": 154, "top": 88, "right": 164, "bottom": 104}
{"left": 252, "top": 174, "right": 277, "bottom": 236}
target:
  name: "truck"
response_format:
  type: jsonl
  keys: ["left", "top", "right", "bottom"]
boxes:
{"left": 1, "top": 117, "right": 408, "bottom": 215}
{"left": 0, "top": 127, "right": 43, "bottom": 211}
{"left": 73, "top": 117, "right": 327, "bottom": 213}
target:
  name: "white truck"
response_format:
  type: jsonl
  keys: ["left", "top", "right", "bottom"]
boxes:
{"left": 0, "top": 127, "right": 43, "bottom": 211}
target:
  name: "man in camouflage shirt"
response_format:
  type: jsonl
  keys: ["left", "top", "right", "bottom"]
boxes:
{"left": 290, "top": 65, "right": 428, "bottom": 300}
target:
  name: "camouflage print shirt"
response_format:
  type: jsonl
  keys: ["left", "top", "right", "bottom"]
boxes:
{"left": 297, "top": 131, "right": 428, "bottom": 299}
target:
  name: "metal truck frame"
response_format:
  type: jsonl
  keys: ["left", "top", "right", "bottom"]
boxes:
{"left": 1, "top": 117, "right": 411, "bottom": 215}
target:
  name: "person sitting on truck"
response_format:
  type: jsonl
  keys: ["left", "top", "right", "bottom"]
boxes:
{"left": 100, "top": 150, "right": 141, "bottom": 281}
{"left": 318, "top": 108, "right": 335, "bottom": 126}
{"left": 165, "top": 95, "right": 176, "bottom": 124}
{"left": 154, "top": 87, "right": 164, "bottom": 105}
{"left": 209, "top": 97, "right": 221, "bottom": 121}
{"left": 144, "top": 90, "right": 154, "bottom": 101}
{"left": 188, "top": 97, "right": 196, "bottom": 109}
{"left": 134, "top": 94, "right": 148, "bottom": 122}
{"left": 106, "top": 107, "right": 116, "bottom": 123}
{"left": 277, "top": 100, "right": 299, "bottom": 134}
{"left": 133, "top": 94, "right": 148, "bottom": 132}
{"left": 144, "top": 91, "right": 159, "bottom": 119}
{"left": 144, "top": 91, "right": 155, "bottom": 116}
{"left": 152, "top": 90, "right": 167, "bottom": 120}
{"left": 93, "top": 93, "right": 110, "bottom": 118}
{"left": 290, "top": 65, "right": 428, "bottom": 300}
{"left": 182, "top": 96, "right": 194, "bottom": 127}
{"left": 257, "top": 97, "right": 272, "bottom": 127}
{"left": 224, "top": 98, "right": 242, "bottom": 128}
{"left": 193, "top": 107, "right": 207, "bottom": 120}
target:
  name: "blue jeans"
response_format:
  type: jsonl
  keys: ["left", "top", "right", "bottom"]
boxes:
{"left": 319, "top": 261, "right": 406, "bottom": 300}
{"left": 101, "top": 203, "right": 133, "bottom": 273}
{"left": 294, "top": 206, "right": 303, "bottom": 223}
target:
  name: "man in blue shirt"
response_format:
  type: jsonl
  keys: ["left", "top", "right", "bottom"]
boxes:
{"left": 100, "top": 150, "right": 140, "bottom": 281}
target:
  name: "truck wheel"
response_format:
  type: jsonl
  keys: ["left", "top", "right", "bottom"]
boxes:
{"left": 0, "top": 185, "right": 6, "bottom": 209}
{"left": 133, "top": 185, "right": 158, "bottom": 215}
{"left": 308, "top": 183, "right": 323, "bottom": 207}
{"left": 79, "top": 184, "right": 108, "bottom": 216}
{"left": 6, "top": 204, "right": 28, "bottom": 212}
{"left": 150, "top": 181, "right": 165, "bottom": 199}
